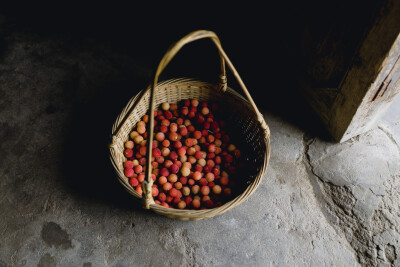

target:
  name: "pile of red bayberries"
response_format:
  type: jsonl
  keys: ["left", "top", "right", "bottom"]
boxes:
{"left": 123, "top": 99, "right": 243, "bottom": 209}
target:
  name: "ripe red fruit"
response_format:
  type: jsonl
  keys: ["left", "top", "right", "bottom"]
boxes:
{"left": 161, "top": 147, "right": 170, "bottom": 157}
{"left": 152, "top": 148, "right": 161, "bottom": 158}
{"left": 212, "top": 185, "right": 222, "bottom": 194}
{"left": 207, "top": 152, "right": 215, "bottom": 159}
{"left": 161, "top": 202, "right": 169, "bottom": 208}
{"left": 152, "top": 161, "right": 159, "bottom": 169}
{"left": 201, "top": 107, "right": 209, "bottom": 115}
{"left": 162, "top": 160, "right": 171, "bottom": 168}
{"left": 137, "top": 174, "right": 145, "bottom": 183}
{"left": 186, "top": 147, "right": 195, "bottom": 156}
{"left": 169, "top": 132, "right": 179, "bottom": 141}
{"left": 169, "top": 188, "right": 179, "bottom": 197}
{"left": 136, "top": 185, "right": 143, "bottom": 195}
{"left": 181, "top": 166, "right": 191, "bottom": 177}
{"left": 191, "top": 99, "right": 199, "bottom": 107}
{"left": 199, "top": 178, "right": 208, "bottom": 186}
{"left": 161, "top": 102, "right": 170, "bottom": 111}
{"left": 170, "top": 164, "right": 179, "bottom": 174}
{"left": 152, "top": 140, "right": 158, "bottom": 149}
{"left": 124, "top": 149, "right": 133, "bottom": 158}
{"left": 178, "top": 147, "right": 186, "bottom": 156}
{"left": 168, "top": 174, "right": 178, "bottom": 183}
{"left": 193, "top": 131, "right": 202, "bottom": 139}
{"left": 161, "top": 119, "right": 170, "bottom": 127}
{"left": 169, "top": 151, "right": 178, "bottom": 161}
{"left": 173, "top": 141, "right": 182, "bottom": 149}
{"left": 192, "top": 199, "right": 201, "bottom": 209}
{"left": 139, "top": 146, "right": 147, "bottom": 156}
{"left": 193, "top": 171, "right": 202, "bottom": 181}
{"left": 205, "top": 173, "right": 215, "bottom": 182}
{"left": 203, "top": 121, "right": 210, "bottom": 129}
{"left": 211, "top": 121, "right": 219, "bottom": 130}
{"left": 152, "top": 187, "right": 159, "bottom": 197}
{"left": 182, "top": 186, "right": 190, "bottom": 196}
{"left": 159, "top": 176, "right": 167, "bottom": 185}
{"left": 188, "top": 111, "right": 196, "bottom": 118}
{"left": 196, "top": 114, "right": 205, "bottom": 124}
{"left": 174, "top": 160, "right": 182, "bottom": 168}
{"left": 160, "top": 168, "right": 169, "bottom": 177}
{"left": 125, "top": 168, "right": 134, "bottom": 177}
{"left": 188, "top": 179, "right": 195, "bottom": 186}
{"left": 174, "top": 182, "right": 183, "bottom": 190}
{"left": 124, "top": 161, "right": 134, "bottom": 169}
{"left": 169, "top": 122, "right": 178, "bottom": 132}
{"left": 177, "top": 201, "right": 186, "bottom": 209}
{"left": 191, "top": 185, "right": 200, "bottom": 194}
{"left": 125, "top": 140, "right": 134, "bottom": 149}
{"left": 184, "top": 196, "right": 193, "bottom": 206}
{"left": 158, "top": 192, "right": 167, "bottom": 202}
{"left": 176, "top": 118, "right": 183, "bottom": 125}
{"left": 208, "top": 144, "right": 216, "bottom": 153}
{"left": 181, "top": 107, "right": 189, "bottom": 116}
{"left": 187, "top": 125, "right": 195, "bottom": 132}
{"left": 200, "top": 186, "right": 210, "bottom": 195}
{"left": 134, "top": 165, "right": 142, "bottom": 174}
{"left": 162, "top": 139, "right": 170, "bottom": 147}
{"left": 207, "top": 159, "right": 215, "bottom": 168}
{"left": 180, "top": 177, "right": 188, "bottom": 185}
{"left": 164, "top": 111, "right": 173, "bottom": 120}
{"left": 163, "top": 182, "right": 172, "bottom": 191}
{"left": 194, "top": 164, "right": 203, "bottom": 172}
{"left": 179, "top": 126, "right": 188, "bottom": 136}
{"left": 156, "top": 156, "right": 165, "bottom": 164}
{"left": 203, "top": 166, "right": 211, "bottom": 173}
{"left": 160, "top": 125, "right": 168, "bottom": 133}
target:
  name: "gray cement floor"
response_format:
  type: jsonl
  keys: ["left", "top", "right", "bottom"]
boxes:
{"left": 1, "top": 29, "right": 400, "bottom": 267}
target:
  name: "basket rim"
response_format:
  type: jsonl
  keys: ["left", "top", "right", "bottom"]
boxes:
{"left": 109, "top": 78, "right": 271, "bottom": 219}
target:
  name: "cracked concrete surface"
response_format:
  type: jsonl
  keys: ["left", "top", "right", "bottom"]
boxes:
{"left": 305, "top": 96, "right": 400, "bottom": 267}
{"left": 0, "top": 25, "right": 400, "bottom": 266}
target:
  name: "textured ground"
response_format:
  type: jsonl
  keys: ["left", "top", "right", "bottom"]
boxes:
{"left": 0, "top": 27, "right": 400, "bottom": 267}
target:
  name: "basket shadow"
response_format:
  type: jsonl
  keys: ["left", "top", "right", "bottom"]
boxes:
{"left": 62, "top": 78, "right": 150, "bottom": 212}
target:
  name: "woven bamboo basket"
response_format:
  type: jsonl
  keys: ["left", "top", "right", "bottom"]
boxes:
{"left": 109, "top": 30, "right": 271, "bottom": 220}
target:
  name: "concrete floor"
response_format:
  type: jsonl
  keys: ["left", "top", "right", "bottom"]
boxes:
{"left": 1, "top": 28, "right": 400, "bottom": 267}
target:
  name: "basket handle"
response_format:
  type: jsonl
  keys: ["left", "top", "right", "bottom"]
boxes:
{"left": 142, "top": 30, "right": 270, "bottom": 209}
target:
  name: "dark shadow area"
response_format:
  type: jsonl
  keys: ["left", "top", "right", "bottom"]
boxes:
{"left": 63, "top": 77, "right": 149, "bottom": 211}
